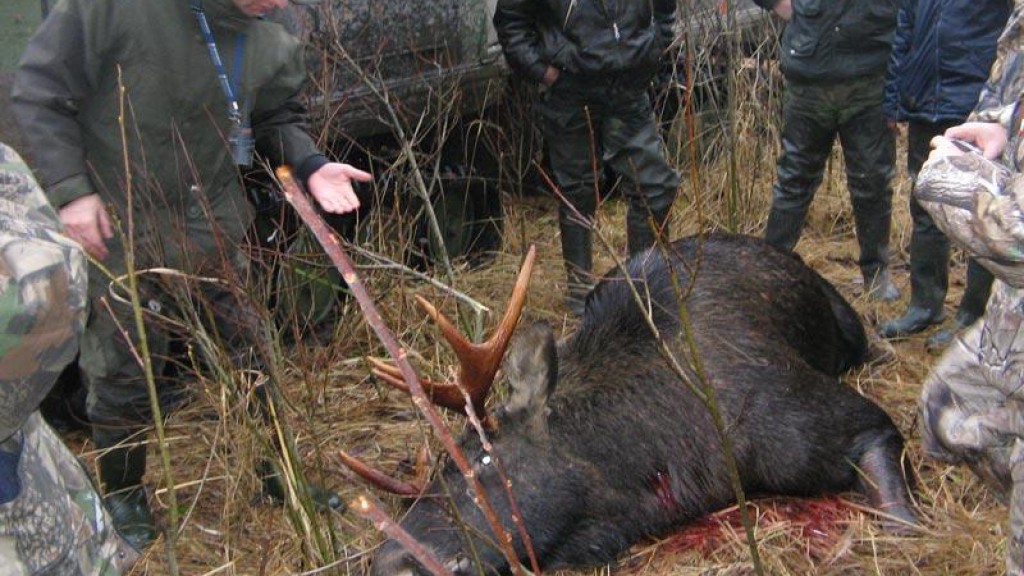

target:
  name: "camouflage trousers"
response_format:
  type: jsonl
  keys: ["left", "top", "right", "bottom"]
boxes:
{"left": 0, "top": 412, "right": 137, "bottom": 575}
{"left": 921, "top": 280, "right": 1024, "bottom": 574}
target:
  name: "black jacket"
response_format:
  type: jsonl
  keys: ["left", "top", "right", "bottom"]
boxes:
{"left": 753, "top": 0, "right": 898, "bottom": 83}
{"left": 493, "top": 0, "right": 676, "bottom": 85}
{"left": 883, "top": 0, "right": 1011, "bottom": 123}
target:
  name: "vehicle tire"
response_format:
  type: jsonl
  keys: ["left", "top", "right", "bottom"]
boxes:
{"left": 410, "top": 175, "right": 503, "bottom": 269}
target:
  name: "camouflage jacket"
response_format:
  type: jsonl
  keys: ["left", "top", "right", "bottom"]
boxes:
{"left": 0, "top": 143, "right": 135, "bottom": 574}
{"left": 0, "top": 143, "right": 87, "bottom": 441}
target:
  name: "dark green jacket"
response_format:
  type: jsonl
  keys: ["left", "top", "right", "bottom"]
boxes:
{"left": 493, "top": 0, "right": 676, "bottom": 86}
{"left": 12, "top": 0, "right": 323, "bottom": 245}
{"left": 753, "top": 0, "right": 898, "bottom": 83}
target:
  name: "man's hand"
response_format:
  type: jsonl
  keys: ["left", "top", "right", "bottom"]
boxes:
{"left": 307, "top": 162, "right": 373, "bottom": 214}
{"left": 939, "top": 122, "right": 1009, "bottom": 160}
{"left": 60, "top": 194, "right": 113, "bottom": 260}
{"left": 542, "top": 65, "right": 561, "bottom": 86}
{"left": 772, "top": 0, "right": 792, "bottom": 20}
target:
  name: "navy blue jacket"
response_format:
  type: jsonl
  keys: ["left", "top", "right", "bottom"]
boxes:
{"left": 883, "top": 0, "right": 1011, "bottom": 123}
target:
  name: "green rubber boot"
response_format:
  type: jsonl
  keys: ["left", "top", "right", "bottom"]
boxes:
{"left": 879, "top": 235, "right": 949, "bottom": 338}
{"left": 925, "top": 259, "right": 994, "bottom": 352}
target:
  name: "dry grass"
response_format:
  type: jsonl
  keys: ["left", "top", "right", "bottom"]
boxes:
{"left": 77, "top": 54, "right": 1010, "bottom": 576}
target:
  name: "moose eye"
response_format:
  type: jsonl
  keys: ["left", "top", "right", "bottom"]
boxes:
{"left": 479, "top": 454, "right": 492, "bottom": 467}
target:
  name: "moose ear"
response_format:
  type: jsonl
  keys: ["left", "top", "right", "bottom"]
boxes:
{"left": 502, "top": 321, "right": 558, "bottom": 418}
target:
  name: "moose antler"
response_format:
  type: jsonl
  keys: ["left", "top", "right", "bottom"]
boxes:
{"left": 370, "top": 246, "right": 536, "bottom": 427}
{"left": 344, "top": 247, "right": 536, "bottom": 496}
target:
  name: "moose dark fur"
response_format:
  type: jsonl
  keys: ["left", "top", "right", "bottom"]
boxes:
{"left": 371, "top": 233, "right": 915, "bottom": 575}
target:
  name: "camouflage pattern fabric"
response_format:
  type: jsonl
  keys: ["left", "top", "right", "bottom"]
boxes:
{"left": 0, "top": 414, "right": 138, "bottom": 576}
{"left": 0, "top": 143, "right": 137, "bottom": 574}
{"left": 0, "top": 143, "right": 87, "bottom": 439}
{"left": 916, "top": 3, "right": 1024, "bottom": 572}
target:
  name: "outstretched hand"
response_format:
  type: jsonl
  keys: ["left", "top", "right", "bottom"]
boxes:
{"left": 59, "top": 194, "right": 113, "bottom": 260}
{"left": 307, "top": 162, "right": 373, "bottom": 214}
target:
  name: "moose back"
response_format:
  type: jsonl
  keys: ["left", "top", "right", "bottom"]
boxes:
{"left": 370, "top": 233, "right": 914, "bottom": 575}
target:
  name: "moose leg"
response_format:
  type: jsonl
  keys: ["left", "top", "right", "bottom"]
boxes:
{"left": 854, "top": 430, "right": 917, "bottom": 527}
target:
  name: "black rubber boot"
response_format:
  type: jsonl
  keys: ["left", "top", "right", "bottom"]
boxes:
{"left": 559, "top": 214, "right": 594, "bottom": 316}
{"left": 878, "top": 235, "right": 949, "bottom": 338}
{"left": 258, "top": 459, "right": 344, "bottom": 511}
{"left": 626, "top": 204, "right": 671, "bottom": 257}
{"left": 763, "top": 206, "right": 808, "bottom": 253}
{"left": 96, "top": 434, "right": 157, "bottom": 551}
{"left": 853, "top": 206, "right": 900, "bottom": 302}
{"left": 925, "top": 259, "right": 994, "bottom": 352}
{"left": 251, "top": 381, "right": 343, "bottom": 511}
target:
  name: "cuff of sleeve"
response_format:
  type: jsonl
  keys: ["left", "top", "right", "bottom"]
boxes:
{"left": 47, "top": 174, "right": 96, "bottom": 208}
{"left": 296, "top": 154, "right": 330, "bottom": 185}
{"left": 528, "top": 62, "right": 551, "bottom": 84}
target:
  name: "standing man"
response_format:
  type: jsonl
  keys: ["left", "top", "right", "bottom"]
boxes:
{"left": 494, "top": 0, "right": 681, "bottom": 315}
{"left": 878, "top": 0, "right": 1009, "bottom": 347}
{"left": 12, "top": 0, "right": 370, "bottom": 550}
{"left": 754, "top": 0, "right": 901, "bottom": 301}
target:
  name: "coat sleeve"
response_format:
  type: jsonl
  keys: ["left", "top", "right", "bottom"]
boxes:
{"left": 493, "top": 0, "right": 550, "bottom": 83}
{"left": 882, "top": 0, "right": 914, "bottom": 121}
{"left": 654, "top": 0, "right": 677, "bottom": 51}
{"left": 249, "top": 33, "right": 326, "bottom": 183}
{"left": 971, "top": 3, "right": 1024, "bottom": 126}
{"left": 10, "top": 0, "right": 108, "bottom": 208}
{"left": 0, "top": 143, "right": 87, "bottom": 441}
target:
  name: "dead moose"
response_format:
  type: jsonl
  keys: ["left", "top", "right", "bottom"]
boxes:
{"left": 356, "top": 232, "right": 916, "bottom": 575}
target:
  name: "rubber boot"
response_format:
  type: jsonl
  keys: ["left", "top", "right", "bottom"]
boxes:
{"left": 560, "top": 214, "right": 594, "bottom": 316}
{"left": 853, "top": 207, "right": 900, "bottom": 301}
{"left": 96, "top": 432, "right": 157, "bottom": 551}
{"left": 626, "top": 203, "right": 671, "bottom": 257}
{"left": 258, "top": 459, "right": 344, "bottom": 511}
{"left": 925, "top": 259, "right": 994, "bottom": 352}
{"left": 763, "top": 206, "right": 808, "bottom": 253}
{"left": 878, "top": 234, "right": 949, "bottom": 339}
{"left": 251, "top": 380, "right": 343, "bottom": 511}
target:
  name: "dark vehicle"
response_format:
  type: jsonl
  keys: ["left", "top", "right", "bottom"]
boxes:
{"left": 274, "top": 0, "right": 777, "bottom": 261}
{"left": 367, "top": 233, "right": 915, "bottom": 575}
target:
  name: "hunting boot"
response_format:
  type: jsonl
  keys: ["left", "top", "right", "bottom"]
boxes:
{"left": 96, "top": 431, "right": 157, "bottom": 551}
{"left": 250, "top": 377, "right": 343, "bottom": 511}
{"left": 627, "top": 203, "right": 672, "bottom": 257}
{"left": 878, "top": 233, "right": 949, "bottom": 339}
{"left": 925, "top": 259, "right": 995, "bottom": 352}
{"left": 854, "top": 206, "right": 900, "bottom": 302}
{"left": 763, "top": 206, "right": 808, "bottom": 253}
{"left": 560, "top": 213, "right": 594, "bottom": 316}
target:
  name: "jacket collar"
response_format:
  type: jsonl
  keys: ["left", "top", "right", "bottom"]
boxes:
{"left": 194, "top": 0, "right": 252, "bottom": 32}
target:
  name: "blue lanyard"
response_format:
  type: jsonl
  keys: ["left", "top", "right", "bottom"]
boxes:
{"left": 189, "top": 0, "right": 247, "bottom": 127}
